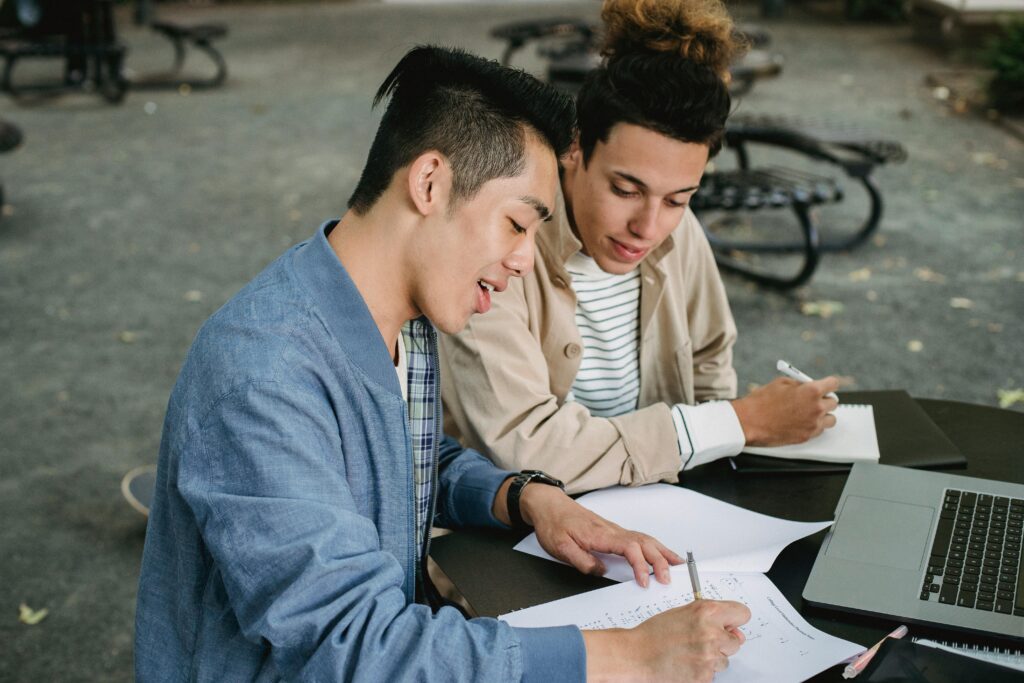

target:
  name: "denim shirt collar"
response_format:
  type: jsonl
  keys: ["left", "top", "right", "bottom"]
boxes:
{"left": 292, "top": 220, "right": 402, "bottom": 398}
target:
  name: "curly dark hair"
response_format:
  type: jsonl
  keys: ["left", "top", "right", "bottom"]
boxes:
{"left": 577, "top": 0, "right": 744, "bottom": 162}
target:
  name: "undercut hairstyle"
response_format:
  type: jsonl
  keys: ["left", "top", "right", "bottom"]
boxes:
{"left": 348, "top": 46, "right": 576, "bottom": 215}
{"left": 576, "top": 0, "right": 744, "bottom": 162}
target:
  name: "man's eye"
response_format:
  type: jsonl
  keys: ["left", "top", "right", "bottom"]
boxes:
{"left": 511, "top": 220, "right": 527, "bottom": 234}
{"left": 666, "top": 199, "right": 689, "bottom": 209}
{"left": 611, "top": 185, "right": 637, "bottom": 198}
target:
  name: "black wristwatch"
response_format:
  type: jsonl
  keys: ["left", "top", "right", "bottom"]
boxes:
{"left": 506, "top": 470, "right": 565, "bottom": 532}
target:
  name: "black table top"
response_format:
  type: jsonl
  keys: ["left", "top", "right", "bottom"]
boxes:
{"left": 429, "top": 395, "right": 1024, "bottom": 680}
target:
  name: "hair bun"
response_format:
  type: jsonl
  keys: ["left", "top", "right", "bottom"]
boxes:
{"left": 600, "top": 0, "right": 743, "bottom": 78}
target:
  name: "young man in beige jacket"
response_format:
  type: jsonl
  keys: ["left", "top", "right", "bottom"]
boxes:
{"left": 439, "top": 0, "right": 839, "bottom": 495}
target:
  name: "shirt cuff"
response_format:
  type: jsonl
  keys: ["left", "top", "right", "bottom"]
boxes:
{"left": 514, "top": 625, "right": 586, "bottom": 683}
{"left": 671, "top": 401, "right": 746, "bottom": 470}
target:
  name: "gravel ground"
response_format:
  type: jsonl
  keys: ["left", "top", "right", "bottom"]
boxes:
{"left": 0, "top": 2, "right": 1020, "bottom": 680}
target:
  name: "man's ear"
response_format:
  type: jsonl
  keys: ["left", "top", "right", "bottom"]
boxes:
{"left": 561, "top": 137, "right": 583, "bottom": 173}
{"left": 407, "top": 151, "right": 451, "bottom": 217}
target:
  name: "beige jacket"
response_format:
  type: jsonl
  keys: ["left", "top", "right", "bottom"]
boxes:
{"left": 439, "top": 191, "right": 738, "bottom": 494}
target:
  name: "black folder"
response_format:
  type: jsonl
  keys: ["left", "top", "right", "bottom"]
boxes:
{"left": 730, "top": 390, "right": 966, "bottom": 474}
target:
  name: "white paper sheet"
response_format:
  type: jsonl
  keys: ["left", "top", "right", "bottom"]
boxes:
{"left": 744, "top": 404, "right": 881, "bottom": 463}
{"left": 500, "top": 570, "right": 864, "bottom": 683}
{"left": 514, "top": 484, "right": 832, "bottom": 582}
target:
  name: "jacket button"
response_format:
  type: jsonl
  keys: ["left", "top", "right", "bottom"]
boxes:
{"left": 564, "top": 343, "right": 582, "bottom": 358}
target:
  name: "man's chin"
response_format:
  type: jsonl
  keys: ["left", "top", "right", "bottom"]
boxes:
{"left": 434, "top": 313, "right": 473, "bottom": 336}
{"left": 597, "top": 253, "right": 642, "bottom": 275}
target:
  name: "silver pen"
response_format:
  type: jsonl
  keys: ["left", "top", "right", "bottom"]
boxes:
{"left": 686, "top": 550, "right": 703, "bottom": 600}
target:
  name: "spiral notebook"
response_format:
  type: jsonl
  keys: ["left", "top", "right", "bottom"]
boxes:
{"left": 730, "top": 390, "right": 966, "bottom": 474}
{"left": 742, "top": 404, "right": 880, "bottom": 464}
{"left": 860, "top": 637, "right": 1024, "bottom": 681}
{"left": 912, "top": 638, "right": 1024, "bottom": 672}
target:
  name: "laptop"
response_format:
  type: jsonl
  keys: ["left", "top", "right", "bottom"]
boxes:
{"left": 803, "top": 462, "right": 1024, "bottom": 640}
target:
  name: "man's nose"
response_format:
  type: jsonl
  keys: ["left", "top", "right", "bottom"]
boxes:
{"left": 505, "top": 234, "right": 536, "bottom": 277}
{"left": 628, "top": 202, "right": 660, "bottom": 240}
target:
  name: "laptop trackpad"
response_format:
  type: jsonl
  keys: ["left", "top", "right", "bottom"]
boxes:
{"left": 825, "top": 495, "right": 935, "bottom": 570}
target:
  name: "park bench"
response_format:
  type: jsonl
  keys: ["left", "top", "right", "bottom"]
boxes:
{"left": 0, "top": 0, "right": 127, "bottom": 103}
{"left": 132, "top": 20, "right": 228, "bottom": 91}
{"left": 0, "top": 0, "right": 228, "bottom": 103}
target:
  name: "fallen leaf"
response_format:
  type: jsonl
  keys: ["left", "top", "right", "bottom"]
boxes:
{"left": 872, "top": 234, "right": 888, "bottom": 248}
{"left": 19, "top": 603, "right": 48, "bottom": 625}
{"left": 118, "top": 331, "right": 138, "bottom": 344}
{"left": 184, "top": 290, "right": 203, "bottom": 303}
{"left": 800, "top": 300, "right": 844, "bottom": 318}
{"left": 907, "top": 340, "right": 924, "bottom": 352}
{"left": 998, "top": 389, "right": 1024, "bottom": 409}
{"left": 866, "top": 290, "right": 879, "bottom": 302}
{"left": 988, "top": 323, "right": 1004, "bottom": 333}
{"left": 848, "top": 267, "right": 871, "bottom": 282}
{"left": 288, "top": 209, "right": 302, "bottom": 222}
{"left": 914, "top": 267, "right": 946, "bottom": 283}
{"left": 188, "top": 242, "right": 201, "bottom": 254}
{"left": 949, "top": 297, "right": 973, "bottom": 309}
{"left": 933, "top": 86, "right": 950, "bottom": 101}
{"left": 178, "top": 83, "right": 192, "bottom": 97}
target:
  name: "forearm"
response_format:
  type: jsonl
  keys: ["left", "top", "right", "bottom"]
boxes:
{"left": 480, "top": 400, "right": 682, "bottom": 495}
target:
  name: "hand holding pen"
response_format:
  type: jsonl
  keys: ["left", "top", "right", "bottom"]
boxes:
{"left": 777, "top": 360, "right": 839, "bottom": 401}
{"left": 731, "top": 363, "right": 840, "bottom": 446}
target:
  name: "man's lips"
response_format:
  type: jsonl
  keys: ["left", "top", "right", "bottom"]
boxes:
{"left": 609, "top": 237, "right": 649, "bottom": 262}
{"left": 474, "top": 278, "right": 506, "bottom": 315}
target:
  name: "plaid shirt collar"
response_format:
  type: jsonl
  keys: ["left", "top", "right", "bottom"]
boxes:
{"left": 400, "top": 318, "right": 438, "bottom": 560}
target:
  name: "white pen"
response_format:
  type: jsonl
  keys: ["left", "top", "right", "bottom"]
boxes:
{"left": 776, "top": 359, "right": 839, "bottom": 401}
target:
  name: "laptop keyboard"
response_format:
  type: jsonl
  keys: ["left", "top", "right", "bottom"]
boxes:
{"left": 920, "top": 489, "right": 1024, "bottom": 616}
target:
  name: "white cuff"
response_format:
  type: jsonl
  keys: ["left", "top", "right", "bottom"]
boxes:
{"left": 671, "top": 401, "right": 746, "bottom": 470}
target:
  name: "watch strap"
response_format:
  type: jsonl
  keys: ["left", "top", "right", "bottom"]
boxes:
{"left": 506, "top": 470, "right": 565, "bottom": 532}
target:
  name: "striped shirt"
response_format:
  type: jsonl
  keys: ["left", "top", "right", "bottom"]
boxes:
{"left": 566, "top": 252, "right": 642, "bottom": 417}
{"left": 565, "top": 252, "right": 745, "bottom": 469}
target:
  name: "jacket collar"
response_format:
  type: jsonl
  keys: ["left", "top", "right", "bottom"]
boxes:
{"left": 291, "top": 220, "right": 403, "bottom": 397}
{"left": 541, "top": 184, "right": 677, "bottom": 276}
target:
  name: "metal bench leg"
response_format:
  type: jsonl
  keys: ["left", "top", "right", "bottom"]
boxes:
{"left": 193, "top": 39, "right": 226, "bottom": 88}
{"left": 818, "top": 174, "right": 883, "bottom": 252}
{"left": 710, "top": 201, "right": 821, "bottom": 290}
{"left": 169, "top": 34, "right": 187, "bottom": 75}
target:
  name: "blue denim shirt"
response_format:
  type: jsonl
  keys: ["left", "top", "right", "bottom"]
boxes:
{"left": 135, "top": 223, "right": 586, "bottom": 682}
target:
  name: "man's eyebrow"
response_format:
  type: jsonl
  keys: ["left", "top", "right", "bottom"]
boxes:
{"left": 520, "top": 196, "right": 553, "bottom": 222}
{"left": 614, "top": 171, "right": 699, "bottom": 195}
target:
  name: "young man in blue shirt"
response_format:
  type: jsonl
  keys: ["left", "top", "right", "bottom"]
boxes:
{"left": 135, "top": 46, "right": 749, "bottom": 682}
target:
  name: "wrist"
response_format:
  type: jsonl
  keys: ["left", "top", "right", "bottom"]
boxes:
{"left": 730, "top": 396, "right": 765, "bottom": 445}
{"left": 506, "top": 470, "right": 565, "bottom": 531}
{"left": 518, "top": 481, "right": 567, "bottom": 527}
{"left": 582, "top": 628, "right": 647, "bottom": 682}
